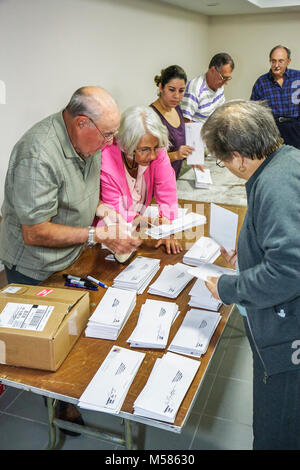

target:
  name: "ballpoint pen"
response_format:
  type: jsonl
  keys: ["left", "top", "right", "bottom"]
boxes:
{"left": 86, "top": 275, "right": 108, "bottom": 288}
{"left": 64, "top": 282, "right": 98, "bottom": 291}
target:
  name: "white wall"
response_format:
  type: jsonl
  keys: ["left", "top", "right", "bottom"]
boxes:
{"left": 0, "top": 0, "right": 209, "bottom": 206}
{"left": 208, "top": 12, "right": 300, "bottom": 101}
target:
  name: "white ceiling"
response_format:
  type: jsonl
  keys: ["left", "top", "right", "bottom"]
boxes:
{"left": 157, "top": 0, "right": 300, "bottom": 16}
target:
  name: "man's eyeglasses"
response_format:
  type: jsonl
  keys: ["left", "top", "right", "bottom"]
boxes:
{"left": 82, "top": 115, "right": 118, "bottom": 142}
{"left": 216, "top": 159, "right": 226, "bottom": 168}
{"left": 216, "top": 68, "right": 232, "bottom": 83}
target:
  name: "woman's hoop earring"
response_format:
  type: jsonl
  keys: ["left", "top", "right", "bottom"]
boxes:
{"left": 239, "top": 166, "right": 246, "bottom": 173}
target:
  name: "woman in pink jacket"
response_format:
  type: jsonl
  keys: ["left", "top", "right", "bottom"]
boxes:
{"left": 98, "top": 105, "right": 181, "bottom": 254}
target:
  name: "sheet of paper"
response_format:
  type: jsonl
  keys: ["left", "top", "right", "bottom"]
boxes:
{"left": 185, "top": 122, "right": 205, "bottom": 165}
{"left": 188, "top": 263, "right": 236, "bottom": 282}
{"left": 146, "top": 212, "right": 206, "bottom": 240}
{"left": 209, "top": 203, "right": 238, "bottom": 252}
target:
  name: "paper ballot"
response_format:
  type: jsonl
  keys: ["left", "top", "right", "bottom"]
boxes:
{"left": 185, "top": 122, "right": 205, "bottom": 166}
{"left": 133, "top": 351, "right": 200, "bottom": 423}
{"left": 127, "top": 299, "right": 179, "bottom": 349}
{"left": 210, "top": 203, "right": 238, "bottom": 253}
{"left": 113, "top": 256, "right": 160, "bottom": 294}
{"left": 146, "top": 212, "right": 206, "bottom": 240}
{"left": 188, "top": 279, "right": 222, "bottom": 311}
{"left": 148, "top": 263, "right": 194, "bottom": 298}
{"left": 85, "top": 287, "right": 136, "bottom": 340}
{"left": 194, "top": 167, "right": 213, "bottom": 189}
{"left": 168, "top": 308, "right": 221, "bottom": 358}
{"left": 183, "top": 236, "right": 220, "bottom": 267}
{"left": 78, "top": 346, "right": 145, "bottom": 414}
{"left": 188, "top": 263, "right": 236, "bottom": 282}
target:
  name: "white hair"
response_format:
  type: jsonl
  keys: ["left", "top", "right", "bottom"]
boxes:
{"left": 116, "top": 106, "right": 169, "bottom": 155}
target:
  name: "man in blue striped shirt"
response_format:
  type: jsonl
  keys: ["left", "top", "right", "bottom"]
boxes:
{"left": 181, "top": 53, "right": 234, "bottom": 125}
{"left": 251, "top": 45, "right": 300, "bottom": 149}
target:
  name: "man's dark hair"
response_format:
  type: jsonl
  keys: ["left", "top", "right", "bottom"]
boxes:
{"left": 209, "top": 53, "right": 234, "bottom": 70}
{"left": 269, "top": 45, "right": 291, "bottom": 59}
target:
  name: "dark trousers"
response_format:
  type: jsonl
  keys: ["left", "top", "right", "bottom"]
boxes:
{"left": 276, "top": 120, "right": 300, "bottom": 150}
{"left": 4, "top": 265, "right": 42, "bottom": 285}
{"left": 243, "top": 318, "right": 300, "bottom": 450}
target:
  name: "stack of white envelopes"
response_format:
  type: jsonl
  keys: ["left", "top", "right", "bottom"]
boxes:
{"left": 183, "top": 236, "right": 220, "bottom": 266}
{"left": 145, "top": 212, "right": 206, "bottom": 240}
{"left": 168, "top": 308, "right": 221, "bottom": 358}
{"left": 133, "top": 351, "right": 200, "bottom": 423}
{"left": 194, "top": 167, "right": 213, "bottom": 189}
{"left": 188, "top": 279, "right": 222, "bottom": 311}
{"left": 78, "top": 346, "right": 145, "bottom": 414}
{"left": 113, "top": 256, "right": 160, "bottom": 294}
{"left": 85, "top": 287, "right": 136, "bottom": 340}
{"left": 127, "top": 299, "right": 179, "bottom": 349}
{"left": 148, "top": 263, "right": 194, "bottom": 298}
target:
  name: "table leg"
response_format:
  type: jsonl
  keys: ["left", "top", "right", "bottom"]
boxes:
{"left": 124, "top": 418, "right": 133, "bottom": 450}
{"left": 45, "top": 397, "right": 57, "bottom": 450}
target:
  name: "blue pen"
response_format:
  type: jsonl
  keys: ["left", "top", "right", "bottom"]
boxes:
{"left": 64, "top": 282, "right": 98, "bottom": 291}
{"left": 86, "top": 275, "right": 108, "bottom": 289}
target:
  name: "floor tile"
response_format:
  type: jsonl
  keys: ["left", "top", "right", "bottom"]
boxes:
{"left": 0, "top": 413, "right": 48, "bottom": 450}
{"left": 191, "top": 414, "right": 253, "bottom": 450}
{"left": 0, "top": 385, "right": 23, "bottom": 411}
{"left": 217, "top": 345, "right": 253, "bottom": 382}
{"left": 204, "top": 376, "right": 253, "bottom": 426}
{"left": 4, "top": 390, "right": 49, "bottom": 424}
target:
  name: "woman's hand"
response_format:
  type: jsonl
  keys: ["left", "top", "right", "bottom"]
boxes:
{"left": 220, "top": 247, "right": 237, "bottom": 268}
{"left": 192, "top": 164, "right": 205, "bottom": 173}
{"left": 155, "top": 236, "right": 182, "bottom": 255}
{"left": 177, "top": 145, "right": 195, "bottom": 160}
{"left": 205, "top": 276, "right": 221, "bottom": 300}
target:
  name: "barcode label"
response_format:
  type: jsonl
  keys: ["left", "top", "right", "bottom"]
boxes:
{"left": 0, "top": 303, "right": 54, "bottom": 331}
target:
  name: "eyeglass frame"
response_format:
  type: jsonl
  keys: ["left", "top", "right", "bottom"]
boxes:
{"left": 215, "top": 67, "right": 232, "bottom": 83}
{"left": 80, "top": 115, "right": 118, "bottom": 142}
{"left": 134, "top": 146, "right": 162, "bottom": 157}
{"left": 216, "top": 159, "right": 226, "bottom": 168}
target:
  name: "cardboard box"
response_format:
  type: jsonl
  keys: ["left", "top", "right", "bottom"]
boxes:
{"left": 0, "top": 284, "right": 90, "bottom": 371}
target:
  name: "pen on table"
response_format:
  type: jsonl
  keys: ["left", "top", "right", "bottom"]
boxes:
{"left": 64, "top": 282, "right": 98, "bottom": 291}
{"left": 86, "top": 275, "right": 108, "bottom": 289}
{"left": 63, "top": 274, "right": 95, "bottom": 288}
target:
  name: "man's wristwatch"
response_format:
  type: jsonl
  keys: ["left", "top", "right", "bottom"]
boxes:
{"left": 87, "top": 226, "right": 97, "bottom": 247}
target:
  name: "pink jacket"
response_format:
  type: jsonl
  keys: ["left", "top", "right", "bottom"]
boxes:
{"left": 99, "top": 143, "right": 178, "bottom": 223}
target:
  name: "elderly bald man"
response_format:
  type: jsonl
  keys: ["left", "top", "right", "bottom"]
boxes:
{"left": 0, "top": 86, "right": 140, "bottom": 286}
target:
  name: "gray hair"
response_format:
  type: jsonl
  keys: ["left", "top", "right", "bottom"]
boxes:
{"left": 269, "top": 45, "right": 291, "bottom": 60}
{"left": 65, "top": 87, "right": 103, "bottom": 121}
{"left": 201, "top": 100, "right": 283, "bottom": 161}
{"left": 117, "top": 106, "right": 169, "bottom": 155}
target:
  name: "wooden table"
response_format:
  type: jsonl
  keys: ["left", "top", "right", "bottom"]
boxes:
{"left": 0, "top": 201, "right": 246, "bottom": 449}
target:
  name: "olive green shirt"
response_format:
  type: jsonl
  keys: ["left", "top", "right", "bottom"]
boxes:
{"left": 0, "top": 111, "right": 101, "bottom": 280}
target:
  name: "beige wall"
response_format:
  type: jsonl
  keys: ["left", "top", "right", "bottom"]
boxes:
{"left": 0, "top": 0, "right": 209, "bottom": 207}
{"left": 208, "top": 12, "right": 300, "bottom": 101}
{"left": 1, "top": 1, "right": 300, "bottom": 209}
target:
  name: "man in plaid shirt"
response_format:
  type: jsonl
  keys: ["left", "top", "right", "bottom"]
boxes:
{"left": 251, "top": 45, "right": 300, "bottom": 149}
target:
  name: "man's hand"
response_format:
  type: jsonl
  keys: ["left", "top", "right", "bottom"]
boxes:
{"left": 96, "top": 203, "right": 125, "bottom": 225}
{"left": 205, "top": 276, "right": 220, "bottom": 300}
{"left": 95, "top": 223, "right": 141, "bottom": 254}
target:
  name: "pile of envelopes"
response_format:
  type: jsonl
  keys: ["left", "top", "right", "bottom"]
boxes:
{"left": 113, "top": 256, "right": 160, "bottom": 294}
{"left": 148, "top": 263, "right": 194, "bottom": 298}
